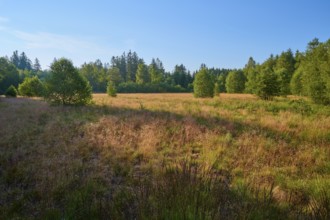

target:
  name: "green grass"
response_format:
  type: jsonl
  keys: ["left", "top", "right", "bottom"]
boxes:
{"left": 0, "top": 94, "right": 329, "bottom": 219}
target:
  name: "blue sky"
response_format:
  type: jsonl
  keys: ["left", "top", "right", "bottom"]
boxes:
{"left": 0, "top": 0, "right": 330, "bottom": 71}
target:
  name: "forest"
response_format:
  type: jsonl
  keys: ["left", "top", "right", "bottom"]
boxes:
{"left": 1, "top": 38, "right": 329, "bottom": 105}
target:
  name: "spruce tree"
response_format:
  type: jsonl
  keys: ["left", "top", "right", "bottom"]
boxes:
{"left": 244, "top": 57, "right": 258, "bottom": 94}
{"left": 33, "top": 58, "right": 42, "bottom": 72}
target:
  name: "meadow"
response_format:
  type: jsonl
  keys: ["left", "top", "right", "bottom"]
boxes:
{"left": 0, "top": 93, "right": 329, "bottom": 219}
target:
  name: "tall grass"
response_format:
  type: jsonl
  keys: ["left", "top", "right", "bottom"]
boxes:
{"left": 0, "top": 94, "right": 329, "bottom": 219}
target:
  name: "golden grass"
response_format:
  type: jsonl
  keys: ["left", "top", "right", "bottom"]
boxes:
{"left": 90, "top": 93, "right": 330, "bottom": 179}
{"left": 0, "top": 94, "right": 329, "bottom": 218}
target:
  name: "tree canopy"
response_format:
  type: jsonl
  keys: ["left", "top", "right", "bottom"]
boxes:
{"left": 44, "top": 58, "right": 92, "bottom": 105}
{"left": 296, "top": 39, "right": 330, "bottom": 104}
{"left": 225, "top": 70, "right": 246, "bottom": 93}
{"left": 18, "top": 76, "right": 44, "bottom": 97}
{"left": 1, "top": 37, "right": 330, "bottom": 105}
{"left": 0, "top": 57, "right": 19, "bottom": 95}
{"left": 193, "top": 67, "right": 214, "bottom": 98}
{"left": 80, "top": 60, "right": 107, "bottom": 92}
{"left": 255, "top": 68, "right": 279, "bottom": 100}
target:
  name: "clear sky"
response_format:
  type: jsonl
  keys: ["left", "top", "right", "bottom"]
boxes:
{"left": 0, "top": 0, "right": 330, "bottom": 71}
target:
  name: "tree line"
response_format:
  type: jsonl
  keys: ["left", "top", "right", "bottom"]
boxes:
{"left": 78, "top": 51, "right": 196, "bottom": 93}
{"left": 195, "top": 38, "right": 330, "bottom": 105}
{"left": 0, "top": 38, "right": 329, "bottom": 105}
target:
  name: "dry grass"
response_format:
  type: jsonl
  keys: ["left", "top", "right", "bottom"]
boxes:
{"left": 0, "top": 94, "right": 329, "bottom": 219}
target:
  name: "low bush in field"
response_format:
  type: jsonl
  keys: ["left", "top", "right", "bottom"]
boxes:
{"left": 5, "top": 85, "right": 17, "bottom": 97}
{"left": 18, "top": 76, "right": 44, "bottom": 97}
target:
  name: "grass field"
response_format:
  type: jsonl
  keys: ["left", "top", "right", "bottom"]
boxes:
{"left": 1, "top": 93, "right": 330, "bottom": 219}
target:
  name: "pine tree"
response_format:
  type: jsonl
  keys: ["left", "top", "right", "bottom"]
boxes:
{"left": 149, "top": 58, "right": 164, "bottom": 83}
{"left": 33, "top": 58, "right": 42, "bottom": 72}
{"left": 173, "top": 64, "right": 190, "bottom": 88}
{"left": 136, "top": 63, "right": 150, "bottom": 84}
{"left": 108, "top": 67, "right": 122, "bottom": 86}
{"left": 243, "top": 57, "right": 258, "bottom": 94}
{"left": 18, "top": 52, "right": 32, "bottom": 70}
{"left": 10, "top": 50, "right": 20, "bottom": 68}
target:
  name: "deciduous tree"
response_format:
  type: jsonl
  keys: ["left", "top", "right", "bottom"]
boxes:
{"left": 136, "top": 63, "right": 150, "bottom": 84}
{"left": 0, "top": 57, "right": 19, "bottom": 94}
{"left": 193, "top": 67, "right": 214, "bottom": 98}
{"left": 44, "top": 58, "right": 92, "bottom": 105}
{"left": 255, "top": 68, "right": 279, "bottom": 100}
{"left": 225, "top": 70, "right": 246, "bottom": 93}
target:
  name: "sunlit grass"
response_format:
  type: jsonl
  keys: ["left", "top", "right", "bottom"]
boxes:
{"left": 0, "top": 94, "right": 329, "bottom": 218}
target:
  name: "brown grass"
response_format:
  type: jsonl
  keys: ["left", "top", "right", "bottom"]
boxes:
{"left": 0, "top": 94, "right": 329, "bottom": 218}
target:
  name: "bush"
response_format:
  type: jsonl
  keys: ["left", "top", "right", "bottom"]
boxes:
{"left": 193, "top": 68, "right": 214, "bottom": 98}
{"left": 18, "top": 76, "right": 44, "bottom": 97}
{"left": 44, "top": 58, "right": 92, "bottom": 105}
{"left": 107, "top": 81, "right": 117, "bottom": 97}
{"left": 5, "top": 85, "right": 18, "bottom": 97}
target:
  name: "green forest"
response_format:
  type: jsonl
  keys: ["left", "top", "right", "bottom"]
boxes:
{"left": 1, "top": 38, "right": 329, "bottom": 105}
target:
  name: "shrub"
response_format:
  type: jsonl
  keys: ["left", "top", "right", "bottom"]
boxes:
{"left": 44, "top": 58, "right": 92, "bottom": 105}
{"left": 18, "top": 76, "right": 44, "bottom": 97}
{"left": 107, "top": 81, "right": 117, "bottom": 97}
{"left": 5, "top": 85, "right": 18, "bottom": 97}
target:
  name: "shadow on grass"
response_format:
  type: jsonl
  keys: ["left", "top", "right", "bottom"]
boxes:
{"left": 0, "top": 97, "right": 329, "bottom": 219}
